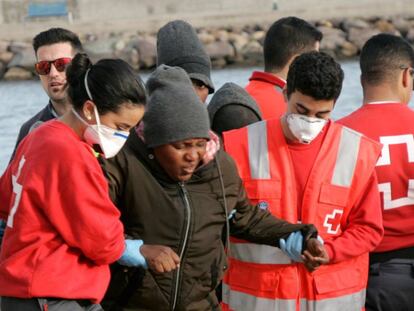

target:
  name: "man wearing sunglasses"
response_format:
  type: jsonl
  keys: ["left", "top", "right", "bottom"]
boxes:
{"left": 10, "top": 27, "right": 83, "bottom": 159}
{"left": 339, "top": 34, "right": 414, "bottom": 311}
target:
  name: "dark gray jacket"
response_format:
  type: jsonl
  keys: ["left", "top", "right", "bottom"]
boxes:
{"left": 101, "top": 132, "right": 316, "bottom": 311}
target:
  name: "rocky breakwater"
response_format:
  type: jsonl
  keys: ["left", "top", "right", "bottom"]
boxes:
{"left": 1, "top": 16, "right": 414, "bottom": 80}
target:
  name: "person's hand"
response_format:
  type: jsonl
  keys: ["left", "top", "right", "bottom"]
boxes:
{"left": 140, "top": 245, "right": 180, "bottom": 273}
{"left": 301, "top": 237, "right": 330, "bottom": 272}
{"left": 280, "top": 231, "right": 303, "bottom": 262}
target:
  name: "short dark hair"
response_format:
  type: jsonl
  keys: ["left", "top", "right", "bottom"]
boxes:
{"left": 66, "top": 53, "right": 147, "bottom": 114}
{"left": 286, "top": 51, "right": 344, "bottom": 101}
{"left": 360, "top": 33, "right": 414, "bottom": 86}
{"left": 33, "top": 27, "right": 83, "bottom": 54}
{"left": 264, "top": 17, "right": 322, "bottom": 72}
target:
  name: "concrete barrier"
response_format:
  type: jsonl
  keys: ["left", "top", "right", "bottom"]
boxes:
{"left": 0, "top": 0, "right": 413, "bottom": 40}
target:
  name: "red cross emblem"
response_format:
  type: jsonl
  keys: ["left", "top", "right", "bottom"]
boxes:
{"left": 323, "top": 209, "right": 343, "bottom": 234}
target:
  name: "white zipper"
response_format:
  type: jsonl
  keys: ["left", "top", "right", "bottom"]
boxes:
{"left": 171, "top": 183, "right": 192, "bottom": 310}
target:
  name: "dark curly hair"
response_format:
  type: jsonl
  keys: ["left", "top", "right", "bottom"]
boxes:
{"left": 286, "top": 51, "right": 344, "bottom": 101}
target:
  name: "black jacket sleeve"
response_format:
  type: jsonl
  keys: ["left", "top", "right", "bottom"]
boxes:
{"left": 229, "top": 178, "right": 317, "bottom": 247}
{"left": 219, "top": 151, "right": 317, "bottom": 247}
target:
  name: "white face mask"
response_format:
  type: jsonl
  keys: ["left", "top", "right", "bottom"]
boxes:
{"left": 286, "top": 113, "right": 327, "bottom": 144}
{"left": 72, "top": 106, "right": 129, "bottom": 158}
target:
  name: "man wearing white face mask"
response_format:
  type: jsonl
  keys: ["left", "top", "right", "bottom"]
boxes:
{"left": 222, "top": 52, "right": 384, "bottom": 311}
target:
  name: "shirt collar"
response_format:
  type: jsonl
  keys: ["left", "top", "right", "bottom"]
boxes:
{"left": 48, "top": 101, "right": 59, "bottom": 118}
{"left": 249, "top": 71, "right": 286, "bottom": 88}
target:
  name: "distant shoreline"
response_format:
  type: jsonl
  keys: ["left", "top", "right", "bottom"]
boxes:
{"left": 0, "top": 16, "right": 413, "bottom": 81}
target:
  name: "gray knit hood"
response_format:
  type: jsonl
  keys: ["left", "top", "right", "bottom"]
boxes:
{"left": 157, "top": 20, "right": 214, "bottom": 93}
{"left": 208, "top": 82, "right": 262, "bottom": 123}
{"left": 144, "top": 65, "right": 210, "bottom": 148}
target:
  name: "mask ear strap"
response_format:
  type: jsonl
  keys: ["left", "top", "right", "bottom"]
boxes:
{"left": 92, "top": 104, "right": 101, "bottom": 126}
{"left": 84, "top": 68, "right": 102, "bottom": 127}
{"left": 72, "top": 108, "right": 89, "bottom": 126}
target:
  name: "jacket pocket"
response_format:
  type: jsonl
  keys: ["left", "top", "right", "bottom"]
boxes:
{"left": 227, "top": 262, "right": 279, "bottom": 292}
{"left": 319, "top": 183, "right": 349, "bottom": 207}
{"left": 317, "top": 183, "right": 350, "bottom": 237}
{"left": 243, "top": 180, "right": 282, "bottom": 213}
{"left": 313, "top": 266, "right": 361, "bottom": 295}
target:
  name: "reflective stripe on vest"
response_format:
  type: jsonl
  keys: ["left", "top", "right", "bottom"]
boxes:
{"left": 247, "top": 124, "right": 362, "bottom": 185}
{"left": 236, "top": 125, "right": 362, "bottom": 264}
{"left": 332, "top": 128, "right": 361, "bottom": 187}
{"left": 299, "top": 289, "right": 366, "bottom": 311}
{"left": 223, "top": 283, "right": 365, "bottom": 311}
{"left": 230, "top": 242, "right": 291, "bottom": 264}
{"left": 248, "top": 121, "right": 270, "bottom": 179}
{"left": 222, "top": 283, "right": 296, "bottom": 311}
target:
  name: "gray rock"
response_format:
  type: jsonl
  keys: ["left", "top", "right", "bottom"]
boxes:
{"left": 0, "top": 41, "right": 10, "bottom": 53}
{"left": 0, "top": 51, "right": 14, "bottom": 64}
{"left": 8, "top": 41, "right": 32, "bottom": 53}
{"left": 392, "top": 17, "right": 413, "bottom": 36}
{"left": 7, "top": 48, "right": 36, "bottom": 71}
{"left": 205, "top": 41, "right": 235, "bottom": 60}
{"left": 4, "top": 67, "right": 33, "bottom": 80}
{"left": 198, "top": 31, "right": 216, "bottom": 45}
{"left": 134, "top": 37, "right": 156, "bottom": 69}
{"left": 229, "top": 32, "right": 249, "bottom": 56}
{"left": 211, "top": 58, "right": 227, "bottom": 68}
{"left": 318, "top": 26, "right": 347, "bottom": 51}
{"left": 338, "top": 41, "right": 359, "bottom": 58}
{"left": 0, "top": 62, "right": 5, "bottom": 80}
{"left": 406, "top": 28, "right": 414, "bottom": 43}
{"left": 341, "top": 19, "right": 371, "bottom": 32}
{"left": 251, "top": 31, "right": 265, "bottom": 44}
{"left": 241, "top": 40, "right": 263, "bottom": 65}
{"left": 114, "top": 39, "right": 127, "bottom": 51}
{"left": 348, "top": 27, "right": 381, "bottom": 50}
{"left": 375, "top": 19, "right": 398, "bottom": 33}
{"left": 83, "top": 38, "right": 117, "bottom": 62}
{"left": 214, "top": 29, "right": 230, "bottom": 42}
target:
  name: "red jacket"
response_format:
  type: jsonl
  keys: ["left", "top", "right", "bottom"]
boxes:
{"left": 222, "top": 119, "right": 383, "bottom": 311}
{"left": 0, "top": 120, "right": 125, "bottom": 303}
{"left": 339, "top": 102, "right": 414, "bottom": 252}
{"left": 245, "top": 71, "right": 286, "bottom": 120}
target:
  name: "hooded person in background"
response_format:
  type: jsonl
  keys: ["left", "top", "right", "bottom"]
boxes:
{"left": 157, "top": 19, "right": 214, "bottom": 103}
{"left": 155, "top": 19, "right": 220, "bottom": 164}
{"left": 101, "top": 65, "right": 325, "bottom": 311}
{"left": 208, "top": 82, "right": 262, "bottom": 137}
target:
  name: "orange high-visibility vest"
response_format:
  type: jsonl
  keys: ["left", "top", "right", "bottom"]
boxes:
{"left": 222, "top": 119, "right": 382, "bottom": 311}
{"left": 245, "top": 71, "right": 286, "bottom": 120}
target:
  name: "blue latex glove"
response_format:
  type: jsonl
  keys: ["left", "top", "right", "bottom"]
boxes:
{"left": 118, "top": 239, "right": 147, "bottom": 268}
{"left": 279, "top": 231, "right": 303, "bottom": 262}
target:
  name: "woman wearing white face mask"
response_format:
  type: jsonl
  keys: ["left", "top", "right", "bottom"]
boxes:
{"left": 0, "top": 53, "right": 147, "bottom": 311}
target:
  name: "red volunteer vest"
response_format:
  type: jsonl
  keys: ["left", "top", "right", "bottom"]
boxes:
{"left": 245, "top": 71, "right": 286, "bottom": 120}
{"left": 222, "top": 119, "right": 381, "bottom": 311}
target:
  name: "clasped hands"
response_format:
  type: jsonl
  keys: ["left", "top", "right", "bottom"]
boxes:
{"left": 280, "top": 231, "right": 329, "bottom": 272}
